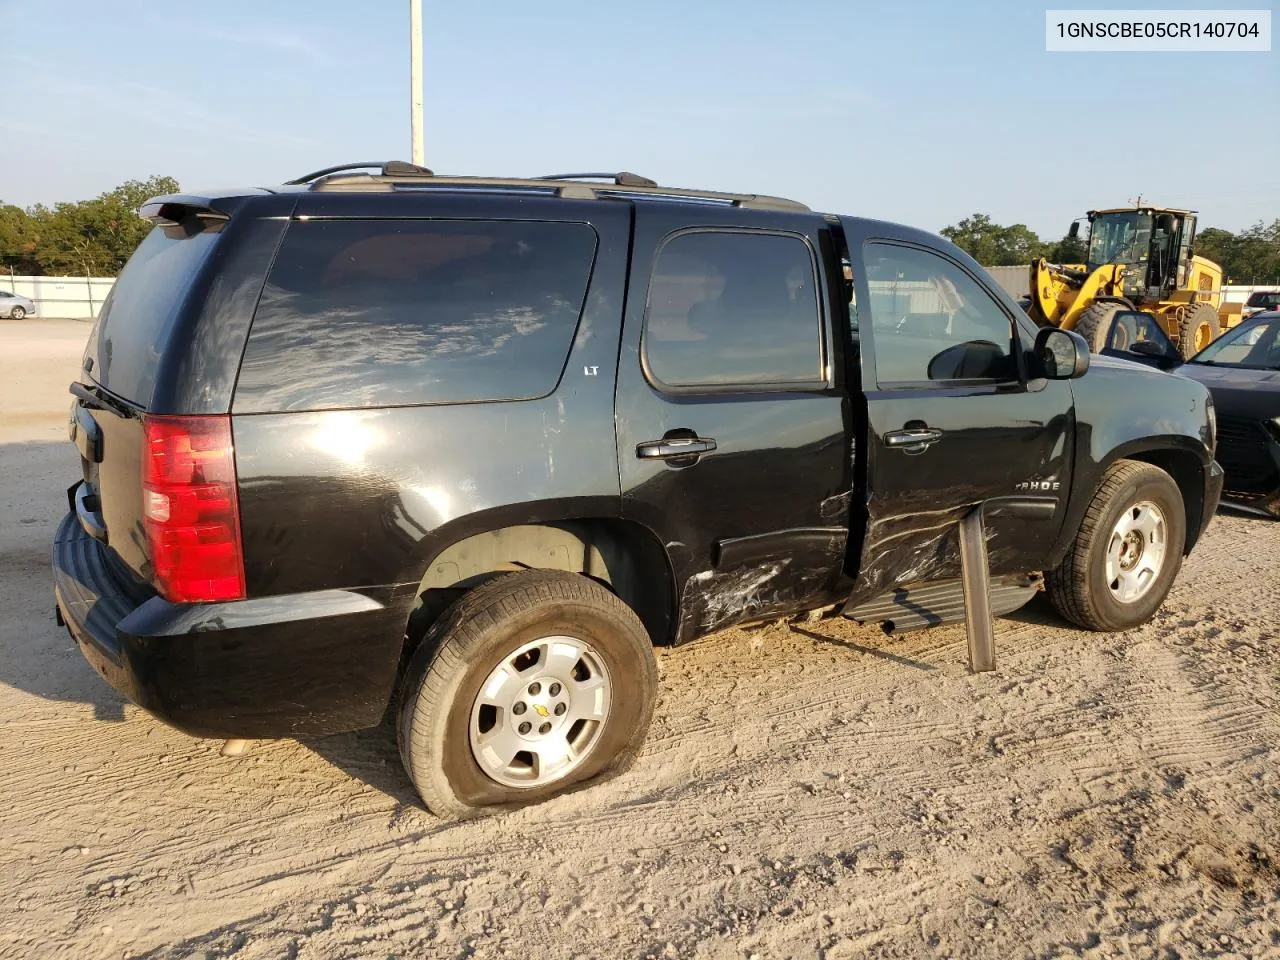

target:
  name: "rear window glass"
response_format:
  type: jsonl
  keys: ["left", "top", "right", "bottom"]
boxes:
{"left": 92, "top": 227, "right": 221, "bottom": 405}
{"left": 642, "top": 231, "right": 824, "bottom": 390}
{"left": 234, "top": 219, "right": 598, "bottom": 412}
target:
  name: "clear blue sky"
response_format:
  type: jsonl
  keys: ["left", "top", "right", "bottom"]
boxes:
{"left": 0, "top": 0, "right": 1275, "bottom": 237}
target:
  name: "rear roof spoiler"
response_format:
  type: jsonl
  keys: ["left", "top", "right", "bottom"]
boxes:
{"left": 139, "top": 195, "right": 233, "bottom": 226}
{"left": 138, "top": 188, "right": 278, "bottom": 226}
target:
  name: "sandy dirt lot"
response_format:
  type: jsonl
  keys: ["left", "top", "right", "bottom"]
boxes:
{"left": 1, "top": 320, "right": 1276, "bottom": 960}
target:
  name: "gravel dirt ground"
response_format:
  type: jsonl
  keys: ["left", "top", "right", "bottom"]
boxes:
{"left": 1, "top": 320, "right": 1277, "bottom": 960}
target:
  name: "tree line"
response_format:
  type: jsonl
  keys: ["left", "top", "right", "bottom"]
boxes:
{"left": 941, "top": 212, "right": 1280, "bottom": 284}
{"left": 1, "top": 176, "right": 178, "bottom": 277}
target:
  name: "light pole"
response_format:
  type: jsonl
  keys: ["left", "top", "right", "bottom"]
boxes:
{"left": 410, "top": 0, "right": 424, "bottom": 166}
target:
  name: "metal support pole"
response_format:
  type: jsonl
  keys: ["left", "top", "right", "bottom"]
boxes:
{"left": 409, "top": 0, "right": 424, "bottom": 167}
{"left": 958, "top": 508, "right": 996, "bottom": 673}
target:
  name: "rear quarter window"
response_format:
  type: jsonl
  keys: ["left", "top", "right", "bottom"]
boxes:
{"left": 91, "top": 226, "right": 222, "bottom": 406}
{"left": 233, "top": 219, "right": 598, "bottom": 412}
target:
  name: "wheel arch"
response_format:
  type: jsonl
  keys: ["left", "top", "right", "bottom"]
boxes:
{"left": 1122, "top": 446, "right": 1210, "bottom": 553}
{"left": 1048, "top": 438, "right": 1212, "bottom": 570}
{"left": 404, "top": 517, "right": 678, "bottom": 655}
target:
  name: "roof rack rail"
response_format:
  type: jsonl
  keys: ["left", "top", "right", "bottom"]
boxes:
{"left": 535, "top": 172, "right": 658, "bottom": 187}
{"left": 285, "top": 161, "right": 434, "bottom": 185}
{"left": 296, "top": 162, "right": 809, "bottom": 212}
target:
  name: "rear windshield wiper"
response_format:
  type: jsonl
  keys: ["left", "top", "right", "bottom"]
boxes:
{"left": 69, "top": 381, "right": 135, "bottom": 419}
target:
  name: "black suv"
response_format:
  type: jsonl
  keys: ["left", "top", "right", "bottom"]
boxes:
{"left": 54, "top": 163, "right": 1224, "bottom": 818}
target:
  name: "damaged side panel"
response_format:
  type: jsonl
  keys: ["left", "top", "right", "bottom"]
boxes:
{"left": 847, "top": 383, "right": 1075, "bottom": 606}
{"left": 677, "top": 526, "right": 848, "bottom": 638}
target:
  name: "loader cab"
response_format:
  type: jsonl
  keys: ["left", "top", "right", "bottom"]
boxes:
{"left": 1086, "top": 207, "right": 1196, "bottom": 302}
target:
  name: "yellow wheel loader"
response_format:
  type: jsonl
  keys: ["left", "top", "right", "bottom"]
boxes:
{"left": 1026, "top": 206, "right": 1236, "bottom": 359}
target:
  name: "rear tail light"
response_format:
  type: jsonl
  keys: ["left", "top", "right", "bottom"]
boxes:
{"left": 142, "top": 414, "right": 246, "bottom": 603}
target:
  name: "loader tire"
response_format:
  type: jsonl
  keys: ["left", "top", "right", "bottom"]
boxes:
{"left": 1177, "top": 303, "right": 1220, "bottom": 358}
{"left": 1071, "top": 301, "right": 1127, "bottom": 353}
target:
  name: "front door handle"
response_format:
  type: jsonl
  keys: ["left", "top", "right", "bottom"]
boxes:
{"left": 636, "top": 436, "right": 717, "bottom": 460}
{"left": 884, "top": 427, "right": 943, "bottom": 451}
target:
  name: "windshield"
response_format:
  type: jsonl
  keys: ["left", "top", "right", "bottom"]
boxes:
{"left": 1246, "top": 291, "right": 1280, "bottom": 309}
{"left": 1088, "top": 213, "right": 1152, "bottom": 266}
{"left": 1189, "top": 316, "right": 1280, "bottom": 369}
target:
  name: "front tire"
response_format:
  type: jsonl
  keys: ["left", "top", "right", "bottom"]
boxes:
{"left": 9, "top": 306, "right": 24, "bottom": 320}
{"left": 396, "top": 569, "right": 658, "bottom": 819}
{"left": 1046, "top": 460, "right": 1186, "bottom": 631}
{"left": 1258, "top": 489, "right": 1280, "bottom": 520}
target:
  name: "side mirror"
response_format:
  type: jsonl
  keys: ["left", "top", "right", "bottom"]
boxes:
{"left": 1068, "top": 221, "right": 1080, "bottom": 239}
{"left": 926, "top": 340, "right": 1010, "bottom": 381}
{"left": 1035, "top": 327, "right": 1090, "bottom": 380}
{"left": 1129, "top": 339, "right": 1165, "bottom": 357}
{"left": 1105, "top": 310, "right": 1181, "bottom": 362}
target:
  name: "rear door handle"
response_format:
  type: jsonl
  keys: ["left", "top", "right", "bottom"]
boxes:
{"left": 884, "top": 427, "right": 943, "bottom": 450}
{"left": 636, "top": 437, "right": 717, "bottom": 460}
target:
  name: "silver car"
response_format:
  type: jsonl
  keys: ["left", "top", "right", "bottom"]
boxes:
{"left": 0, "top": 290, "right": 35, "bottom": 318}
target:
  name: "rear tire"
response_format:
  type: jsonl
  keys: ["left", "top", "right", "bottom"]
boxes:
{"left": 9, "top": 306, "right": 24, "bottom": 320}
{"left": 1177, "top": 303, "right": 1220, "bottom": 358}
{"left": 1046, "top": 460, "right": 1186, "bottom": 631}
{"left": 1071, "top": 300, "right": 1127, "bottom": 353}
{"left": 1259, "top": 490, "right": 1280, "bottom": 520}
{"left": 396, "top": 569, "right": 658, "bottom": 819}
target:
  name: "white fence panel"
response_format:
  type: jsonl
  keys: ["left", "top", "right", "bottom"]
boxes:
{"left": 3, "top": 275, "right": 116, "bottom": 320}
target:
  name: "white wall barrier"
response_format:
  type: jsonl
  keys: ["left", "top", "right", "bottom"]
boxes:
{"left": 3, "top": 275, "right": 117, "bottom": 320}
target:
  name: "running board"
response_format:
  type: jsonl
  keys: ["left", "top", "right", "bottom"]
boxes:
{"left": 843, "top": 574, "right": 1041, "bottom": 635}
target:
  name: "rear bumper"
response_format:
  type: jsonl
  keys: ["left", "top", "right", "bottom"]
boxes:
{"left": 52, "top": 511, "right": 408, "bottom": 738}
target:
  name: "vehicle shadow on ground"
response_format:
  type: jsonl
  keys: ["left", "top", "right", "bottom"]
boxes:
{"left": 0, "top": 440, "right": 131, "bottom": 722}
{"left": 301, "top": 712, "right": 423, "bottom": 808}
{"left": 998, "top": 591, "right": 1064, "bottom": 628}
{"left": 787, "top": 622, "right": 938, "bottom": 671}
{"left": 1218, "top": 500, "right": 1278, "bottom": 522}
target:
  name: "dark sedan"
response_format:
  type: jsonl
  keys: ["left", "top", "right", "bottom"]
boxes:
{"left": 1102, "top": 310, "right": 1280, "bottom": 517}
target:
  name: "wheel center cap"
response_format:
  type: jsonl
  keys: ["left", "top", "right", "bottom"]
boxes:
{"left": 512, "top": 678, "right": 570, "bottom": 740}
{"left": 1119, "top": 531, "right": 1144, "bottom": 570}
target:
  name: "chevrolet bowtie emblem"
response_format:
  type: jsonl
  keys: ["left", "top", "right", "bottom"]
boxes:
{"left": 535, "top": 704, "right": 550, "bottom": 718}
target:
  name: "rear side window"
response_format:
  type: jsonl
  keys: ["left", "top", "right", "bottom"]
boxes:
{"left": 92, "top": 227, "right": 221, "bottom": 406}
{"left": 642, "top": 230, "right": 824, "bottom": 391}
{"left": 234, "top": 219, "right": 597, "bottom": 412}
